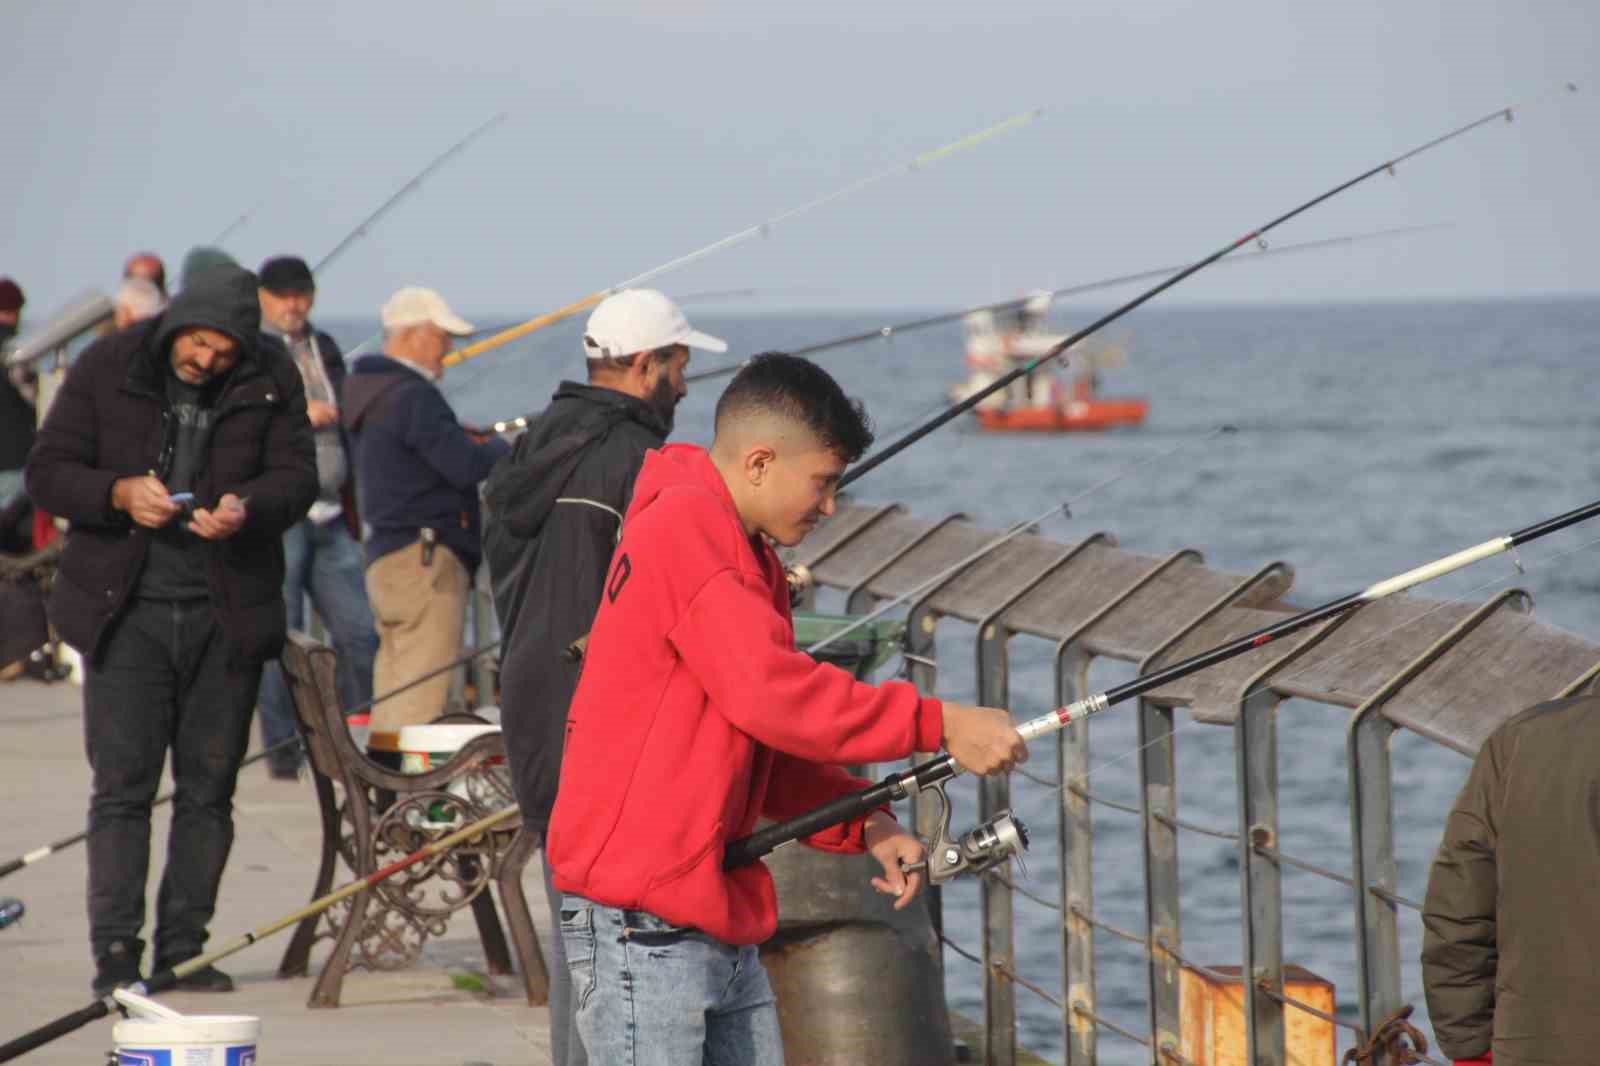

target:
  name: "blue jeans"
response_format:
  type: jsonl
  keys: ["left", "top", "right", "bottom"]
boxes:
{"left": 560, "top": 899, "right": 785, "bottom": 1066}
{"left": 256, "top": 517, "right": 378, "bottom": 768}
{"left": 84, "top": 598, "right": 261, "bottom": 963}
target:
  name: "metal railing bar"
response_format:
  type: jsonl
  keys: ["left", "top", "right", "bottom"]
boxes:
{"left": 1153, "top": 809, "right": 1240, "bottom": 842}
{"left": 1065, "top": 782, "right": 1143, "bottom": 817}
{"left": 938, "top": 931, "right": 985, "bottom": 969}
{"left": 986, "top": 869, "right": 1062, "bottom": 912}
{"left": 1071, "top": 1002, "right": 1153, "bottom": 1048}
{"left": 993, "top": 960, "right": 1065, "bottom": 1009}
{"left": 1257, "top": 983, "right": 1366, "bottom": 1036}
{"left": 1067, "top": 904, "right": 1147, "bottom": 947}
{"left": 1369, "top": 884, "right": 1424, "bottom": 912}
{"left": 1252, "top": 842, "right": 1358, "bottom": 889}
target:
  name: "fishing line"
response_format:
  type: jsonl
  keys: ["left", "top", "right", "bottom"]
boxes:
{"left": 839, "top": 83, "right": 1580, "bottom": 490}
{"left": 438, "top": 107, "right": 1048, "bottom": 370}
{"left": 1000, "top": 529, "right": 1600, "bottom": 828}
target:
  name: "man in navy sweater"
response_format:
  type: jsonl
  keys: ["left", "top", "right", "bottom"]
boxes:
{"left": 343, "top": 288, "right": 509, "bottom": 755}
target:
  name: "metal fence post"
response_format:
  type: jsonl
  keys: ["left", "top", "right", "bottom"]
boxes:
{"left": 1138, "top": 561, "right": 1290, "bottom": 1063}
{"left": 1056, "top": 643, "right": 1097, "bottom": 1066}
{"left": 975, "top": 619, "right": 1018, "bottom": 1066}
{"left": 972, "top": 540, "right": 1097, "bottom": 1066}
{"left": 1236, "top": 683, "right": 1285, "bottom": 1066}
{"left": 1346, "top": 590, "right": 1529, "bottom": 1057}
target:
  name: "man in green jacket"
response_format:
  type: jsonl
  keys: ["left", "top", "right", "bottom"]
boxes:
{"left": 1421, "top": 693, "right": 1600, "bottom": 1066}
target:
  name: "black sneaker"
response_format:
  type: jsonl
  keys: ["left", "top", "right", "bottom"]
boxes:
{"left": 166, "top": 963, "right": 234, "bottom": 993}
{"left": 92, "top": 939, "right": 144, "bottom": 998}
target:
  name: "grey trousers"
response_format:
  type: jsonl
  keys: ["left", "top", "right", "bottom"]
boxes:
{"left": 541, "top": 850, "right": 586, "bottom": 1066}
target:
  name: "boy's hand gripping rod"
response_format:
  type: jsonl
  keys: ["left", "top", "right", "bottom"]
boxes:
{"left": 723, "top": 498, "right": 1600, "bottom": 880}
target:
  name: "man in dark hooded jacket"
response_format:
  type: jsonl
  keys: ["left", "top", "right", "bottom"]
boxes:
{"left": 482, "top": 288, "right": 723, "bottom": 1066}
{"left": 26, "top": 260, "right": 317, "bottom": 995}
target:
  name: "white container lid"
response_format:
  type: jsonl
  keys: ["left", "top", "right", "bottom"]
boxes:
{"left": 114, "top": 1015, "right": 261, "bottom": 1044}
{"left": 395, "top": 722, "right": 499, "bottom": 755}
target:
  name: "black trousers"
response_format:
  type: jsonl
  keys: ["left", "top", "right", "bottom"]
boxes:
{"left": 83, "top": 598, "right": 260, "bottom": 964}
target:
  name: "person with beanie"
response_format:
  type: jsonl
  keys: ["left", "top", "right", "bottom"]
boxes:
{"left": 0, "top": 277, "right": 33, "bottom": 513}
{"left": 251, "top": 255, "right": 377, "bottom": 780}
{"left": 26, "top": 259, "right": 317, "bottom": 996}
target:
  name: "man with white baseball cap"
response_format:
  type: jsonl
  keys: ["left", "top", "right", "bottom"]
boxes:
{"left": 341, "top": 286, "right": 510, "bottom": 746}
{"left": 482, "top": 288, "right": 722, "bottom": 1066}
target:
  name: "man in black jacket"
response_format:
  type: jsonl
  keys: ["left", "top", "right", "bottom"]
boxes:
{"left": 252, "top": 255, "right": 377, "bottom": 779}
{"left": 27, "top": 260, "right": 317, "bottom": 995}
{"left": 343, "top": 287, "right": 509, "bottom": 753}
{"left": 482, "top": 288, "right": 724, "bottom": 1066}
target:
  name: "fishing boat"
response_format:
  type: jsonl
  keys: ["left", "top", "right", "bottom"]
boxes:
{"left": 945, "top": 294, "right": 1149, "bottom": 433}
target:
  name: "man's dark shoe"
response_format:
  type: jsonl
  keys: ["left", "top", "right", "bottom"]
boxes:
{"left": 92, "top": 938, "right": 144, "bottom": 997}
{"left": 164, "top": 963, "right": 235, "bottom": 993}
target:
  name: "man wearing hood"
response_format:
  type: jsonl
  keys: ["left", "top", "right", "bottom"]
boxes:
{"left": 342, "top": 287, "right": 509, "bottom": 752}
{"left": 482, "top": 288, "right": 723, "bottom": 1066}
{"left": 26, "top": 260, "right": 317, "bottom": 995}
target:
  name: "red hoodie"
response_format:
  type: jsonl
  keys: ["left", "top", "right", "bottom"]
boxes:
{"left": 547, "top": 444, "right": 944, "bottom": 946}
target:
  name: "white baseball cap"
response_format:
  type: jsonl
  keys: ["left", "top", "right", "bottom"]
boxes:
{"left": 581, "top": 289, "right": 727, "bottom": 361}
{"left": 380, "top": 287, "right": 476, "bottom": 336}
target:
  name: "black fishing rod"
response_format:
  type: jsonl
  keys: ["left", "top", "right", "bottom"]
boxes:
{"left": 838, "top": 84, "right": 1578, "bottom": 490}
{"left": 683, "top": 222, "right": 1451, "bottom": 386}
{"left": 0, "top": 641, "right": 502, "bottom": 882}
{"left": 312, "top": 112, "right": 508, "bottom": 275}
{"left": 725, "top": 498, "right": 1600, "bottom": 877}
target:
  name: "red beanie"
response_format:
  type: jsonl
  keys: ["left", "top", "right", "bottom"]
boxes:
{"left": 0, "top": 278, "right": 23, "bottom": 313}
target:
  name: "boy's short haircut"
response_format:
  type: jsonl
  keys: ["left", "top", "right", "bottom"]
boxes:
{"left": 714, "top": 352, "right": 875, "bottom": 462}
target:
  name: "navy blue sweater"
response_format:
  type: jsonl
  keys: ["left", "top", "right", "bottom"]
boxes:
{"left": 342, "top": 355, "right": 509, "bottom": 571}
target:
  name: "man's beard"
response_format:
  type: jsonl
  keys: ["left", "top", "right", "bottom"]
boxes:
{"left": 0, "top": 324, "right": 16, "bottom": 344}
{"left": 648, "top": 374, "right": 678, "bottom": 432}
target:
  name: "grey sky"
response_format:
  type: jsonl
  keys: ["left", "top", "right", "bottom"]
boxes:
{"left": 4, "top": 1, "right": 1596, "bottom": 320}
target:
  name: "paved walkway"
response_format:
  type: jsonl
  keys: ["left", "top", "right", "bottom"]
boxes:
{"left": 0, "top": 679, "right": 552, "bottom": 1066}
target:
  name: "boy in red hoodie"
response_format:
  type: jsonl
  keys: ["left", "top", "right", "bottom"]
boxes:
{"left": 547, "top": 353, "right": 1026, "bottom": 1064}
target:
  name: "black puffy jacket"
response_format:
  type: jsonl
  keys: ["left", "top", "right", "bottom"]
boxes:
{"left": 25, "top": 266, "right": 317, "bottom": 665}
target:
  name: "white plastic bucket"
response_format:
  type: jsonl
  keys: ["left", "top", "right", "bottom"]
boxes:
{"left": 395, "top": 722, "right": 500, "bottom": 773}
{"left": 113, "top": 1013, "right": 260, "bottom": 1066}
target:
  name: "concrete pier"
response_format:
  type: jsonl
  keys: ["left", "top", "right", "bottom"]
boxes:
{"left": 0, "top": 680, "right": 553, "bottom": 1066}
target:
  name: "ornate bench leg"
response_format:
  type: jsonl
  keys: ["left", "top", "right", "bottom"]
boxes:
{"left": 469, "top": 862, "right": 514, "bottom": 975}
{"left": 497, "top": 828, "right": 549, "bottom": 1006}
{"left": 280, "top": 772, "right": 341, "bottom": 979}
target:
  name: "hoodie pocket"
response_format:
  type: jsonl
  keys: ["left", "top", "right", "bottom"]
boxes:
{"left": 641, "top": 820, "right": 724, "bottom": 896}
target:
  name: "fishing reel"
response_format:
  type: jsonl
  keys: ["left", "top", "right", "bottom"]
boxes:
{"left": 903, "top": 780, "right": 1030, "bottom": 884}
{"left": 785, "top": 564, "right": 814, "bottom": 608}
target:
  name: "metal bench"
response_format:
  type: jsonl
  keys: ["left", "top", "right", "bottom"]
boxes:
{"left": 274, "top": 631, "right": 548, "bottom": 1007}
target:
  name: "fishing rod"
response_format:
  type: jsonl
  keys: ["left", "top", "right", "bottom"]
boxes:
{"left": 0, "top": 641, "right": 503, "bottom": 882}
{"left": 313, "top": 112, "right": 508, "bottom": 276}
{"left": 724, "top": 497, "right": 1600, "bottom": 881}
{"left": 210, "top": 199, "right": 265, "bottom": 246}
{"left": 0, "top": 803, "right": 520, "bottom": 1063}
{"left": 684, "top": 222, "right": 1451, "bottom": 386}
{"left": 438, "top": 106, "right": 1047, "bottom": 370}
{"left": 838, "top": 84, "right": 1579, "bottom": 490}
{"left": 803, "top": 425, "right": 1237, "bottom": 658}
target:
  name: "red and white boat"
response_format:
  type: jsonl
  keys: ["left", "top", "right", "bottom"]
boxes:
{"left": 947, "top": 293, "right": 1149, "bottom": 433}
